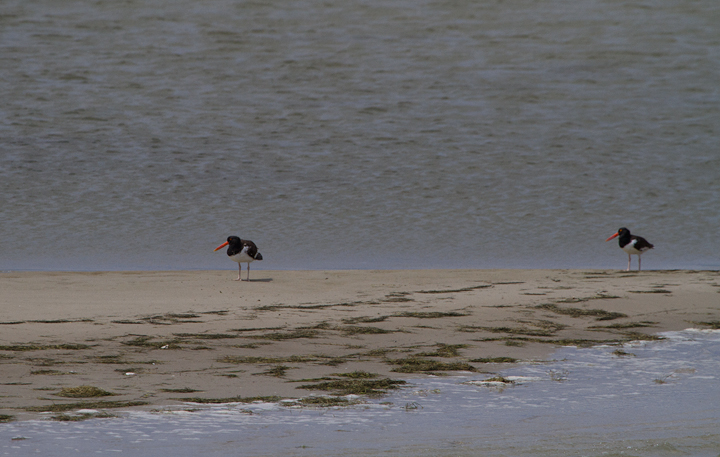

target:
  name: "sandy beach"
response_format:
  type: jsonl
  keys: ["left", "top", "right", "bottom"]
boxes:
{"left": 1, "top": 269, "right": 718, "bottom": 421}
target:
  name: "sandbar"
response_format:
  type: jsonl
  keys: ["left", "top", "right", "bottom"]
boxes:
{"left": 1, "top": 269, "right": 718, "bottom": 421}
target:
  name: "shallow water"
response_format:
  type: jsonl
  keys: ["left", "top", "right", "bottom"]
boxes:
{"left": 1, "top": 0, "right": 719, "bottom": 271}
{"left": 3, "top": 329, "right": 719, "bottom": 456}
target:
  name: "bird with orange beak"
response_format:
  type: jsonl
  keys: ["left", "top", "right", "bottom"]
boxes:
{"left": 214, "top": 236, "right": 263, "bottom": 281}
{"left": 606, "top": 227, "right": 653, "bottom": 271}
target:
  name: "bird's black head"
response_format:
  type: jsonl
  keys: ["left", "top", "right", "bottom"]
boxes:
{"left": 214, "top": 235, "right": 245, "bottom": 254}
{"left": 615, "top": 228, "right": 633, "bottom": 245}
{"left": 227, "top": 236, "right": 242, "bottom": 246}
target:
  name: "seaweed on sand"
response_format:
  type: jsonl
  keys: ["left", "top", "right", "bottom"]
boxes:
{"left": 24, "top": 400, "right": 148, "bottom": 413}
{"left": 299, "top": 378, "right": 406, "bottom": 396}
{"left": 54, "top": 386, "right": 116, "bottom": 398}
{"left": 387, "top": 357, "right": 477, "bottom": 373}
{"left": 536, "top": 304, "right": 627, "bottom": 321}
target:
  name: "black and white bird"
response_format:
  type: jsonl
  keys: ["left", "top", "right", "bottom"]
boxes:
{"left": 214, "top": 236, "right": 263, "bottom": 281}
{"left": 606, "top": 227, "right": 653, "bottom": 271}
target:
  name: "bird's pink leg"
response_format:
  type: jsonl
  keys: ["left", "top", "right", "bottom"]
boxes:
{"left": 627, "top": 254, "right": 631, "bottom": 271}
{"left": 638, "top": 255, "right": 642, "bottom": 271}
{"left": 236, "top": 264, "right": 242, "bottom": 281}
{"left": 246, "top": 263, "right": 251, "bottom": 281}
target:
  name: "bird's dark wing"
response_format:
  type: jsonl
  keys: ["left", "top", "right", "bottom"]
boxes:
{"left": 243, "top": 239, "right": 260, "bottom": 259}
{"left": 632, "top": 235, "right": 654, "bottom": 251}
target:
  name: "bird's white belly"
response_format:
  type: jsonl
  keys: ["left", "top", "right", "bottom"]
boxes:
{"left": 621, "top": 241, "right": 644, "bottom": 255}
{"left": 229, "top": 251, "right": 255, "bottom": 264}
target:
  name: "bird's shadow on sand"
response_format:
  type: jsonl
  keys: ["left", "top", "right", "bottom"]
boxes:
{"left": 246, "top": 278, "right": 273, "bottom": 283}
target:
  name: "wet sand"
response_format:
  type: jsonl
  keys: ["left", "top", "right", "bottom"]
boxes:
{"left": 1, "top": 269, "right": 719, "bottom": 421}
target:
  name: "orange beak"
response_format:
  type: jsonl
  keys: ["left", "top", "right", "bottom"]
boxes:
{"left": 214, "top": 241, "right": 229, "bottom": 251}
{"left": 605, "top": 232, "right": 619, "bottom": 242}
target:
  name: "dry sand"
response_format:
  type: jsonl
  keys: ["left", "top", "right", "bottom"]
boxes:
{"left": 1, "top": 269, "right": 719, "bottom": 421}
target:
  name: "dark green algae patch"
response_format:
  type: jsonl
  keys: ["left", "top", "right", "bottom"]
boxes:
{"left": 24, "top": 400, "right": 148, "bottom": 413}
{"left": 387, "top": 357, "right": 478, "bottom": 373}
{"left": 54, "top": 386, "right": 117, "bottom": 398}
{"left": 0, "top": 343, "right": 91, "bottom": 352}
{"left": 178, "top": 395, "right": 286, "bottom": 404}
{"left": 535, "top": 304, "right": 627, "bottom": 321}
{"left": 181, "top": 371, "right": 407, "bottom": 405}
{"left": 298, "top": 377, "right": 407, "bottom": 396}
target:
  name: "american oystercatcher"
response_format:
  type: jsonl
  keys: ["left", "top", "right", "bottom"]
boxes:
{"left": 606, "top": 227, "right": 653, "bottom": 271}
{"left": 214, "top": 236, "right": 263, "bottom": 281}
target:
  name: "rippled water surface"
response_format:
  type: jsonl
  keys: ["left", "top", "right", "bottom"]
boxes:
{"left": 1, "top": 0, "right": 719, "bottom": 271}
{"left": 3, "top": 330, "right": 719, "bottom": 456}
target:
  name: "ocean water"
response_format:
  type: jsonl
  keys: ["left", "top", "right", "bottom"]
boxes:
{"left": 1, "top": 0, "right": 719, "bottom": 271}
{"left": 3, "top": 329, "right": 719, "bottom": 456}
